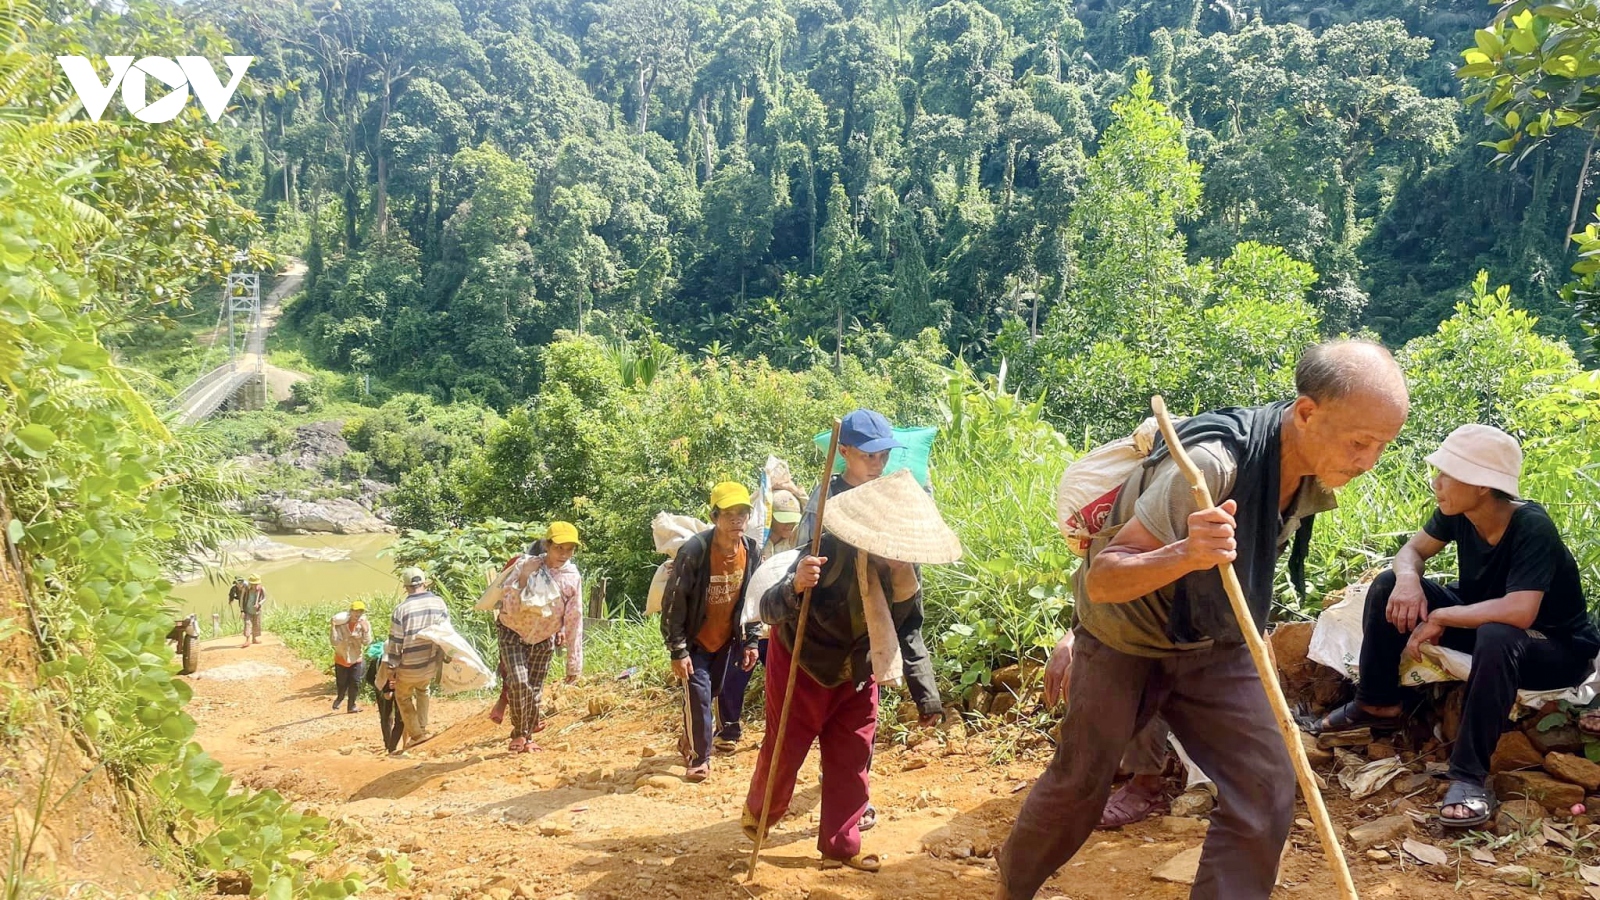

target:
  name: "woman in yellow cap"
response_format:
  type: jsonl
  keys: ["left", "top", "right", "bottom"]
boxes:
{"left": 482, "top": 521, "right": 585, "bottom": 753}
{"left": 329, "top": 599, "right": 373, "bottom": 713}
{"left": 239, "top": 574, "right": 268, "bottom": 648}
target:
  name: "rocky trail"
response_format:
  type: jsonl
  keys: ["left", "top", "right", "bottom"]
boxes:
{"left": 186, "top": 635, "right": 1566, "bottom": 900}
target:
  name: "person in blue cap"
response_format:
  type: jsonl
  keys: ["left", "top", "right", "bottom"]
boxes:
{"left": 791, "top": 408, "right": 925, "bottom": 834}
{"left": 794, "top": 409, "right": 902, "bottom": 548}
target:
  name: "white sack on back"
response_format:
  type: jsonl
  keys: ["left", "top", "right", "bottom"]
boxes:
{"left": 741, "top": 549, "right": 801, "bottom": 626}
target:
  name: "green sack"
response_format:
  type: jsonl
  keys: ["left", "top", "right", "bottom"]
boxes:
{"left": 813, "top": 425, "right": 937, "bottom": 487}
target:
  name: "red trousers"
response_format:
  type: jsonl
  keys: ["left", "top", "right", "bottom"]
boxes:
{"left": 744, "top": 634, "right": 878, "bottom": 860}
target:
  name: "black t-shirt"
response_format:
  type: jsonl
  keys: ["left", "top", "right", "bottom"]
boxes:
{"left": 1424, "top": 501, "right": 1599, "bottom": 652}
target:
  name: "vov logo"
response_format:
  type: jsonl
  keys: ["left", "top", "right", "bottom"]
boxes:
{"left": 56, "top": 56, "right": 253, "bottom": 123}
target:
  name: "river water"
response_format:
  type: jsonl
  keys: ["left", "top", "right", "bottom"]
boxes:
{"left": 170, "top": 533, "right": 402, "bottom": 618}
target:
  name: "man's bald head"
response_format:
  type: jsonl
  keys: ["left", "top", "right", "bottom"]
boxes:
{"left": 1287, "top": 340, "right": 1409, "bottom": 488}
{"left": 1294, "top": 339, "right": 1409, "bottom": 409}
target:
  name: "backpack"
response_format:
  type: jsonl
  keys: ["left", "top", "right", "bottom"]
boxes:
{"left": 1055, "top": 415, "right": 1180, "bottom": 557}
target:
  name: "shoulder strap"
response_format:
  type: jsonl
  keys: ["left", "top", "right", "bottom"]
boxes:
{"left": 1288, "top": 514, "right": 1314, "bottom": 603}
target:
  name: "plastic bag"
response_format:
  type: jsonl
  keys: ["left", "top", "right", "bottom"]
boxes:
{"left": 813, "top": 426, "right": 937, "bottom": 488}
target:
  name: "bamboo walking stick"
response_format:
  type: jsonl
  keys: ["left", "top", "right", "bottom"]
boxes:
{"left": 1150, "top": 395, "right": 1358, "bottom": 900}
{"left": 746, "top": 419, "right": 843, "bottom": 882}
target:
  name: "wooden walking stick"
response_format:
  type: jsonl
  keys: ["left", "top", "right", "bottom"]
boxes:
{"left": 1150, "top": 396, "right": 1358, "bottom": 900}
{"left": 746, "top": 419, "right": 843, "bottom": 882}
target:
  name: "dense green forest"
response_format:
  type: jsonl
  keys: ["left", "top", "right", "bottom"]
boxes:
{"left": 172, "top": 0, "right": 1600, "bottom": 417}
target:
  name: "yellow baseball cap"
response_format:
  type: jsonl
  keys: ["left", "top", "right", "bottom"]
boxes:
{"left": 349, "top": 600, "right": 366, "bottom": 611}
{"left": 710, "top": 481, "right": 753, "bottom": 511}
{"left": 547, "top": 521, "right": 581, "bottom": 547}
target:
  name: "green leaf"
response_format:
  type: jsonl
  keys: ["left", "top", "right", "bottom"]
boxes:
{"left": 15, "top": 424, "right": 56, "bottom": 454}
{"left": 266, "top": 876, "right": 293, "bottom": 900}
{"left": 6, "top": 519, "right": 22, "bottom": 545}
{"left": 1537, "top": 711, "right": 1568, "bottom": 732}
{"left": 1585, "top": 740, "right": 1600, "bottom": 764}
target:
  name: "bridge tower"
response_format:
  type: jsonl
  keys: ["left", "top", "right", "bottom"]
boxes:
{"left": 224, "top": 273, "right": 261, "bottom": 369}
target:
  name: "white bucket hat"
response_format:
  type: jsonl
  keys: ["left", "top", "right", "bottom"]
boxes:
{"left": 1425, "top": 424, "right": 1521, "bottom": 498}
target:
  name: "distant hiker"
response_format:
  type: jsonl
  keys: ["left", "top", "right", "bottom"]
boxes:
{"left": 477, "top": 525, "right": 583, "bottom": 753}
{"left": 363, "top": 639, "right": 402, "bottom": 754}
{"left": 238, "top": 574, "right": 267, "bottom": 648}
{"left": 1305, "top": 424, "right": 1600, "bottom": 828}
{"left": 662, "top": 482, "right": 763, "bottom": 782}
{"left": 382, "top": 567, "right": 449, "bottom": 753}
{"left": 764, "top": 489, "right": 803, "bottom": 558}
{"left": 330, "top": 600, "right": 373, "bottom": 714}
{"left": 745, "top": 470, "right": 954, "bottom": 873}
{"left": 791, "top": 408, "right": 915, "bottom": 832}
{"left": 715, "top": 489, "right": 804, "bottom": 750}
{"left": 995, "top": 341, "right": 1409, "bottom": 900}
{"left": 488, "top": 539, "right": 546, "bottom": 727}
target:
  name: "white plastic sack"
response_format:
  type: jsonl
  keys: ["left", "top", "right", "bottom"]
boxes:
{"left": 1307, "top": 580, "right": 1600, "bottom": 712}
{"left": 742, "top": 549, "right": 800, "bottom": 626}
{"left": 1167, "top": 733, "right": 1214, "bottom": 792}
{"left": 652, "top": 512, "right": 709, "bottom": 557}
{"left": 416, "top": 622, "right": 495, "bottom": 694}
{"left": 1055, "top": 416, "right": 1175, "bottom": 557}
{"left": 645, "top": 559, "right": 673, "bottom": 616}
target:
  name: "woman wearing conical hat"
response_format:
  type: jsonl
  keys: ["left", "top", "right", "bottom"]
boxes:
{"left": 742, "top": 468, "right": 960, "bottom": 873}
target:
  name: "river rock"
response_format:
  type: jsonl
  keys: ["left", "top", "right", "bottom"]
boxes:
{"left": 1493, "top": 770, "right": 1585, "bottom": 813}
{"left": 1545, "top": 752, "right": 1600, "bottom": 792}
{"left": 286, "top": 421, "right": 350, "bottom": 469}
{"left": 1491, "top": 731, "right": 1545, "bottom": 773}
{"left": 1171, "top": 788, "right": 1215, "bottom": 818}
{"left": 1494, "top": 798, "right": 1546, "bottom": 835}
{"left": 254, "top": 496, "right": 393, "bottom": 534}
{"left": 1527, "top": 722, "right": 1585, "bottom": 755}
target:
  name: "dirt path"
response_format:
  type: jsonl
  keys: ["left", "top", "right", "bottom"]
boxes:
{"left": 186, "top": 636, "right": 1510, "bottom": 900}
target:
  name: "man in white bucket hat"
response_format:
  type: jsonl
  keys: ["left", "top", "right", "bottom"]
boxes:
{"left": 1306, "top": 423, "right": 1598, "bottom": 828}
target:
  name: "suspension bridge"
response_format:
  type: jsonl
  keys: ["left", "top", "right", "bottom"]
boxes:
{"left": 172, "top": 262, "right": 305, "bottom": 425}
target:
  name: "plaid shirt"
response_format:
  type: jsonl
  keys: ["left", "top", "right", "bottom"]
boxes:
{"left": 384, "top": 591, "right": 450, "bottom": 676}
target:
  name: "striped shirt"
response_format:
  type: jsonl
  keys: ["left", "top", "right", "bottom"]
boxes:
{"left": 384, "top": 591, "right": 450, "bottom": 677}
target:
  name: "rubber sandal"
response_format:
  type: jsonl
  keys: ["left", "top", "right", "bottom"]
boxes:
{"left": 821, "top": 852, "right": 881, "bottom": 872}
{"left": 859, "top": 805, "right": 877, "bottom": 832}
{"left": 1303, "top": 699, "right": 1400, "bottom": 736}
{"left": 685, "top": 763, "right": 710, "bottom": 783}
{"left": 1097, "top": 782, "right": 1168, "bottom": 829}
{"left": 1438, "top": 780, "right": 1496, "bottom": 829}
{"left": 508, "top": 737, "right": 528, "bottom": 753}
{"left": 740, "top": 806, "right": 768, "bottom": 841}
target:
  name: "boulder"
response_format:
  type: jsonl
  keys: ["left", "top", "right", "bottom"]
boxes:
{"left": 1490, "top": 731, "right": 1545, "bottom": 773}
{"left": 258, "top": 496, "right": 392, "bottom": 534}
{"left": 286, "top": 421, "right": 350, "bottom": 469}
{"left": 1347, "top": 815, "right": 1411, "bottom": 850}
{"left": 1544, "top": 752, "right": 1600, "bottom": 792}
{"left": 1493, "top": 770, "right": 1585, "bottom": 814}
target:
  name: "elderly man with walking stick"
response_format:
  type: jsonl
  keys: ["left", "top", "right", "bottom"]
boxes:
{"left": 995, "top": 339, "right": 1407, "bottom": 900}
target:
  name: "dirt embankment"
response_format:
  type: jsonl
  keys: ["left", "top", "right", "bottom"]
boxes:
{"left": 180, "top": 633, "right": 1539, "bottom": 900}
{"left": 0, "top": 543, "right": 171, "bottom": 898}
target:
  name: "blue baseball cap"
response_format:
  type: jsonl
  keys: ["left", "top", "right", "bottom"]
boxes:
{"left": 839, "top": 409, "right": 903, "bottom": 453}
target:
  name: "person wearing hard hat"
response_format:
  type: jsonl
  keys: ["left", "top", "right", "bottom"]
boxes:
{"left": 330, "top": 600, "right": 373, "bottom": 713}
{"left": 715, "top": 488, "right": 805, "bottom": 752}
{"left": 1305, "top": 424, "right": 1599, "bottom": 829}
{"left": 662, "top": 482, "right": 764, "bottom": 783}
{"left": 480, "top": 523, "right": 584, "bottom": 753}
{"left": 239, "top": 574, "right": 268, "bottom": 649}
{"left": 381, "top": 567, "right": 450, "bottom": 752}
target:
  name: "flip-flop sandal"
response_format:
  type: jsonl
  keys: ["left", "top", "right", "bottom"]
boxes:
{"left": 1303, "top": 699, "right": 1400, "bottom": 736}
{"left": 508, "top": 737, "right": 529, "bottom": 753}
{"left": 821, "top": 853, "right": 881, "bottom": 872}
{"left": 1438, "top": 780, "right": 1496, "bottom": 829}
{"left": 859, "top": 805, "right": 877, "bottom": 832}
{"left": 740, "top": 806, "right": 768, "bottom": 842}
{"left": 1097, "top": 782, "right": 1168, "bottom": 829}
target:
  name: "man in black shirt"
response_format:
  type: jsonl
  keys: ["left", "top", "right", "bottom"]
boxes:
{"left": 1309, "top": 424, "right": 1599, "bottom": 828}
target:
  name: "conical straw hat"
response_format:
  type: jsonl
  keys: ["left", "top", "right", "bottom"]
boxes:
{"left": 821, "top": 469, "right": 963, "bottom": 565}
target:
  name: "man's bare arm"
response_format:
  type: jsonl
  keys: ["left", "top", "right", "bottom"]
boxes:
{"left": 1085, "top": 500, "right": 1239, "bottom": 605}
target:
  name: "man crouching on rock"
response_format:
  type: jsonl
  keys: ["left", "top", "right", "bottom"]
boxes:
{"left": 994, "top": 340, "right": 1409, "bottom": 900}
